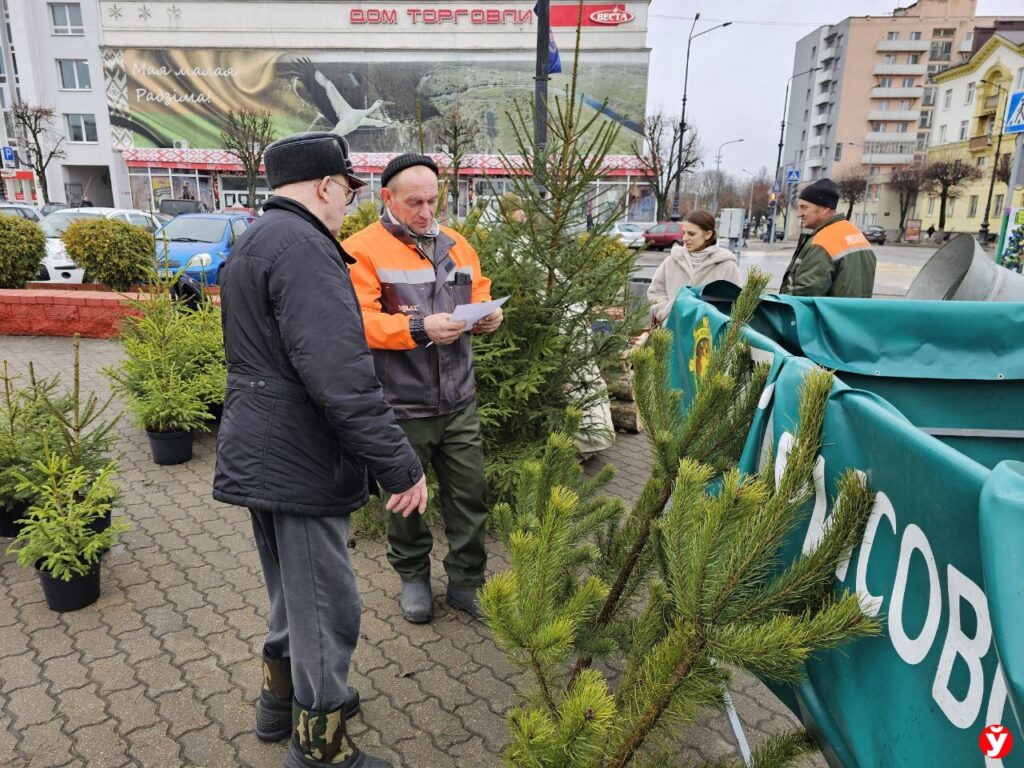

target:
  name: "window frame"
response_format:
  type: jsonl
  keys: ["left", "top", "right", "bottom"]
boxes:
{"left": 49, "top": 3, "right": 84, "bottom": 35}
{"left": 65, "top": 112, "right": 98, "bottom": 143}
{"left": 57, "top": 59, "right": 90, "bottom": 91}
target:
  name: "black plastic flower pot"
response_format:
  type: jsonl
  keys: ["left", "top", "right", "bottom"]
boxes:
{"left": 146, "top": 429, "right": 193, "bottom": 465}
{"left": 37, "top": 562, "right": 101, "bottom": 612}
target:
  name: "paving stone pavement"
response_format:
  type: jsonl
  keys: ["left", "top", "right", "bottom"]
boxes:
{"left": 0, "top": 335, "right": 825, "bottom": 768}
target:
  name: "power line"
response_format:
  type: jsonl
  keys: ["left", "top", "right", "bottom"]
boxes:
{"left": 648, "top": 13, "right": 863, "bottom": 27}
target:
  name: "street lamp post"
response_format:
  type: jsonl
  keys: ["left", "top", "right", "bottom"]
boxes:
{"left": 670, "top": 16, "right": 732, "bottom": 221}
{"left": 712, "top": 138, "right": 744, "bottom": 213}
{"left": 767, "top": 66, "right": 819, "bottom": 242}
{"left": 979, "top": 78, "right": 1009, "bottom": 245}
{"left": 742, "top": 168, "right": 755, "bottom": 229}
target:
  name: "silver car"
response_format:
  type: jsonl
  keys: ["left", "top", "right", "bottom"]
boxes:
{"left": 610, "top": 222, "right": 646, "bottom": 249}
{"left": 0, "top": 202, "right": 43, "bottom": 223}
{"left": 38, "top": 207, "right": 161, "bottom": 283}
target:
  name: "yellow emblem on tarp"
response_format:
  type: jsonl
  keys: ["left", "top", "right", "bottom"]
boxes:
{"left": 688, "top": 317, "right": 712, "bottom": 388}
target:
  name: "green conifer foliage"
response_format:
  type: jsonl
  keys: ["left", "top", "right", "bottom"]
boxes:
{"left": 482, "top": 272, "right": 881, "bottom": 768}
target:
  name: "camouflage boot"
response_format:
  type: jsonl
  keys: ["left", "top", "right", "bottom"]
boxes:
{"left": 257, "top": 650, "right": 361, "bottom": 742}
{"left": 256, "top": 649, "right": 294, "bottom": 742}
{"left": 285, "top": 703, "right": 392, "bottom": 768}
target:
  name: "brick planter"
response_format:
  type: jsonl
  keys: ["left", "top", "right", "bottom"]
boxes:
{"left": 0, "top": 289, "right": 141, "bottom": 338}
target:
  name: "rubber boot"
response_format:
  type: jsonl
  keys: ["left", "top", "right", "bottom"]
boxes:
{"left": 398, "top": 581, "right": 433, "bottom": 624}
{"left": 446, "top": 586, "right": 482, "bottom": 620}
{"left": 257, "top": 650, "right": 361, "bottom": 742}
{"left": 284, "top": 702, "right": 392, "bottom": 767}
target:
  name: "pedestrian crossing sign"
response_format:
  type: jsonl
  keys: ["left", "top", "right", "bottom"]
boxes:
{"left": 1006, "top": 91, "right": 1024, "bottom": 135}
{"left": 786, "top": 169, "right": 800, "bottom": 183}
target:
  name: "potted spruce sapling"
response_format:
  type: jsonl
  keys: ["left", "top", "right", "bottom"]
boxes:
{"left": 105, "top": 287, "right": 213, "bottom": 464}
{"left": 6, "top": 454, "right": 127, "bottom": 611}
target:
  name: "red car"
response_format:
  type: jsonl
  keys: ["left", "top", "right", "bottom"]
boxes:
{"left": 643, "top": 221, "right": 685, "bottom": 250}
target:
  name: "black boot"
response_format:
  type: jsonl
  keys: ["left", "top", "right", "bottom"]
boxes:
{"left": 257, "top": 650, "right": 360, "bottom": 742}
{"left": 284, "top": 702, "right": 391, "bottom": 767}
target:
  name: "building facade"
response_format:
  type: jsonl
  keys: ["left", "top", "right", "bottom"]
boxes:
{"left": 4, "top": 1, "right": 656, "bottom": 221}
{"left": 2, "top": 0, "right": 119, "bottom": 205}
{"left": 780, "top": 0, "right": 1019, "bottom": 237}
{"left": 919, "top": 30, "right": 1024, "bottom": 234}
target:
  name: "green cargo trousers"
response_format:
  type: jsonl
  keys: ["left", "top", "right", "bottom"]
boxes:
{"left": 387, "top": 401, "right": 488, "bottom": 589}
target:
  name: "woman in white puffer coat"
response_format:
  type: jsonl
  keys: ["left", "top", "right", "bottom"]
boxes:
{"left": 647, "top": 209, "right": 742, "bottom": 323}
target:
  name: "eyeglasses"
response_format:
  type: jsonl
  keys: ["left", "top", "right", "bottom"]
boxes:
{"left": 326, "top": 177, "right": 357, "bottom": 205}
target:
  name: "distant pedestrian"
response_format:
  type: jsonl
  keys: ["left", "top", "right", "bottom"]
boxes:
{"left": 780, "top": 179, "right": 876, "bottom": 298}
{"left": 648, "top": 209, "right": 741, "bottom": 323}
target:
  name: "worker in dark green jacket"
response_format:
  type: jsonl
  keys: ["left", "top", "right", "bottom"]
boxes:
{"left": 780, "top": 178, "right": 877, "bottom": 298}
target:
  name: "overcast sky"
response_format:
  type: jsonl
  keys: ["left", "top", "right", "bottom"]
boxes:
{"left": 644, "top": 0, "right": 1022, "bottom": 178}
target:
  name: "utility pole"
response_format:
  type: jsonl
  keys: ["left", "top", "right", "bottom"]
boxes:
{"left": 533, "top": 0, "right": 549, "bottom": 193}
{"left": 768, "top": 66, "right": 818, "bottom": 243}
{"left": 979, "top": 79, "right": 1008, "bottom": 245}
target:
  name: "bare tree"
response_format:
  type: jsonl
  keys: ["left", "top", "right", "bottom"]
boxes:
{"left": 888, "top": 163, "right": 928, "bottom": 240}
{"left": 630, "top": 112, "right": 700, "bottom": 221}
{"left": 220, "top": 109, "right": 276, "bottom": 208}
{"left": 923, "top": 157, "right": 981, "bottom": 231}
{"left": 745, "top": 167, "right": 774, "bottom": 223}
{"left": 996, "top": 153, "right": 1011, "bottom": 186}
{"left": 11, "top": 104, "right": 66, "bottom": 205}
{"left": 436, "top": 103, "right": 484, "bottom": 217}
{"left": 835, "top": 168, "right": 869, "bottom": 220}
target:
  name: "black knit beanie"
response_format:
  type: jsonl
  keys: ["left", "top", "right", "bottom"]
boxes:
{"left": 263, "top": 131, "right": 366, "bottom": 190}
{"left": 380, "top": 153, "right": 439, "bottom": 188}
{"left": 798, "top": 178, "right": 840, "bottom": 210}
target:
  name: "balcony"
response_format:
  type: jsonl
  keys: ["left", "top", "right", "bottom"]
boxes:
{"left": 865, "top": 131, "right": 914, "bottom": 142}
{"left": 819, "top": 45, "right": 837, "bottom": 62}
{"left": 873, "top": 64, "right": 927, "bottom": 76}
{"left": 876, "top": 39, "right": 930, "bottom": 52}
{"left": 982, "top": 94, "right": 999, "bottom": 112}
{"left": 814, "top": 90, "right": 833, "bottom": 106}
{"left": 871, "top": 87, "right": 924, "bottom": 99}
{"left": 868, "top": 109, "right": 921, "bottom": 121}
{"left": 969, "top": 134, "right": 991, "bottom": 151}
{"left": 811, "top": 112, "right": 830, "bottom": 126}
{"left": 861, "top": 153, "right": 916, "bottom": 165}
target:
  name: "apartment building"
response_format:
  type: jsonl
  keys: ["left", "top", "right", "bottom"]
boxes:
{"left": 1, "top": 0, "right": 120, "bottom": 205}
{"left": 780, "top": 0, "right": 1019, "bottom": 237}
{"left": 920, "top": 28, "right": 1024, "bottom": 234}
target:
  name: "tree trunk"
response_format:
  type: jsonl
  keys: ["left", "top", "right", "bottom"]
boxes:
{"left": 247, "top": 175, "right": 257, "bottom": 210}
{"left": 37, "top": 172, "right": 50, "bottom": 205}
{"left": 938, "top": 192, "right": 948, "bottom": 231}
{"left": 846, "top": 199, "right": 855, "bottom": 219}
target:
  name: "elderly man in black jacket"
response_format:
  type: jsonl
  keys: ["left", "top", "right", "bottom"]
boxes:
{"left": 214, "top": 132, "right": 426, "bottom": 768}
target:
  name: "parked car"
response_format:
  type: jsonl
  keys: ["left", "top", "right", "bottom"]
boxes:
{"left": 0, "top": 203, "right": 42, "bottom": 222}
{"left": 38, "top": 207, "right": 162, "bottom": 283}
{"left": 862, "top": 224, "right": 887, "bottom": 245}
{"left": 643, "top": 221, "right": 685, "bottom": 250}
{"left": 40, "top": 202, "right": 68, "bottom": 217}
{"left": 611, "top": 222, "right": 645, "bottom": 249}
{"left": 761, "top": 229, "right": 785, "bottom": 243}
{"left": 158, "top": 198, "right": 209, "bottom": 217}
{"left": 154, "top": 213, "right": 255, "bottom": 285}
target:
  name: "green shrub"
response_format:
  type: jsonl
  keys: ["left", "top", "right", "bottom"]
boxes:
{"left": 338, "top": 200, "right": 380, "bottom": 241}
{"left": 62, "top": 218, "right": 155, "bottom": 290}
{"left": 0, "top": 216, "right": 45, "bottom": 288}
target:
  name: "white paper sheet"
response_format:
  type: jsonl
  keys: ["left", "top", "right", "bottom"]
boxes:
{"left": 451, "top": 296, "right": 509, "bottom": 329}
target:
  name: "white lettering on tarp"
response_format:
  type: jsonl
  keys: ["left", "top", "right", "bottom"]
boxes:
{"left": 932, "top": 565, "right": 992, "bottom": 728}
{"left": 772, "top": 431, "right": 1009, "bottom": 741}
{"left": 889, "top": 524, "right": 942, "bottom": 666}
{"left": 855, "top": 491, "right": 897, "bottom": 617}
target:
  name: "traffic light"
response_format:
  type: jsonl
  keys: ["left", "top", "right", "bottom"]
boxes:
{"left": 768, "top": 192, "right": 777, "bottom": 204}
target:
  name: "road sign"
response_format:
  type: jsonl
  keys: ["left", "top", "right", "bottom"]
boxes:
{"left": 1, "top": 145, "right": 13, "bottom": 168}
{"left": 772, "top": 179, "right": 781, "bottom": 193}
{"left": 1006, "top": 91, "right": 1024, "bottom": 135}
{"left": 786, "top": 169, "right": 800, "bottom": 183}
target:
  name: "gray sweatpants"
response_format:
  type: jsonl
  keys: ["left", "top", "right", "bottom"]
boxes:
{"left": 249, "top": 509, "right": 360, "bottom": 712}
